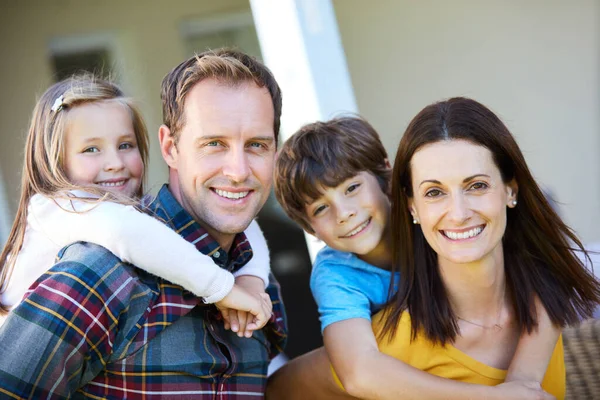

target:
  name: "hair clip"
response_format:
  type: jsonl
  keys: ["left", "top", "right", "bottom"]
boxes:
{"left": 51, "top": 95, "right": 65, "bottom": 113}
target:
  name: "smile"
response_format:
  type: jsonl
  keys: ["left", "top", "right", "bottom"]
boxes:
{"left": 97, "top": 180, "right": 127, "bottom": 187}
{"left": 214, "top": 189, "right": 250, "bottom": 200}
{"left": 341, "top": 218, "right": 371, "bottom": 238}
{"left": 441, "top": 225, "right": 485, "bottom": 241}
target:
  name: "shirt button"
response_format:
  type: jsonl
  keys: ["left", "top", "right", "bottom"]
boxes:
{"left": 213, "top": 251, "right": 220, "bottom": 258}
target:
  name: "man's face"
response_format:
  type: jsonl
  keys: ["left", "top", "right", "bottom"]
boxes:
{"left": 160, "top": 79, "right": 276, "bottom": 250}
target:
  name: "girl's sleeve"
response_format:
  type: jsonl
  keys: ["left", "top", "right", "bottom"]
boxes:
{"left": 234, "top": 219, "right": 270, "bottom": 289}
{"left": 28, "top": 194, "right": 234, "bottom": 303}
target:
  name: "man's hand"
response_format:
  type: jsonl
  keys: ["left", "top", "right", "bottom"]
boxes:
{"left": 215, "top": 276, "right": 272, "bottom": 338}
{"left": 493, "top": 381, "right": 556, "bottom": 400}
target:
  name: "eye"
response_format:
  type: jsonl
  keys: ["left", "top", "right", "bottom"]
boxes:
{"left": 313, "top": 204, "right": 327, "bottom": 216}
{"left": 424, "top": 188, "right": 443, "bottom": 198}
{"left": 346, "top": 183, "right": 360, "bottom": 194}
{"left": 82, "top": 147, "right": 99, "bottom": 153}
{"left": 469, "top": 181, "right": 489, "bottom": 191}
{"left": 206, "top": 141, "right": 221, "bottom": 147}
{"left": 119, "top": 142, "right": 135, "bottom": 150}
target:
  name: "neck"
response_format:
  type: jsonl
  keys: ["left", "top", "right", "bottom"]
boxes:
{"left": 168, "top": 173, "right": 235, "bottom": 252}
{"left": 358, "top": 225, "right": 393, "bottom": 270}
{"left": 439, "top": 246, "right": 507, "bottom": 321}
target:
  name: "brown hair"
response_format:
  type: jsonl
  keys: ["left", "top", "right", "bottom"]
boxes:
{"left": 380, "top": 97, "right": 600, "bottom": 345}
{"left": 161, "top": 48, "right": 282, "bottom": 144}
{"left": 0, "top": 73, "right": 149, "bottom": 314}
{"left": 274, "top": 116, "right": 390, "bottom": 233}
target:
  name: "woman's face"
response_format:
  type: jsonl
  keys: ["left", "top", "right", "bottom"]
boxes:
{"left": 408, "top": 139, "right": 517, "bottom": 265}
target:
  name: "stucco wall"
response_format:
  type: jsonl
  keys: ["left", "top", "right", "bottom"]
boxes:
{"left": 333, "top": 0, "right": 600, "bottom": 243}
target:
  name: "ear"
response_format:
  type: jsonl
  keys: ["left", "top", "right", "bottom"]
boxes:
{"left": 408, "top": 197, "right": 419, "bottom": 223}
{"left": 384, "top": 158, "right": 392, "bottom": 169}
{"left": 506, "top": 179, "right": 519, "bottom": 208}
{"left": 159, "top": 125, "right": 178, "bottom": 169}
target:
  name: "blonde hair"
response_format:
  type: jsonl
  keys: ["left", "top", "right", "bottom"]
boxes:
{"left": 0, "top": 74, "right": 149, "bottom": 313}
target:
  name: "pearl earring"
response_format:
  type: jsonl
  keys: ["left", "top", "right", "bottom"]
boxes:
{"left": 413, "top": 218, "right": 418, "bottom": 224}
{"left": 512, "top": 200, "right": 517, "bottom": 206}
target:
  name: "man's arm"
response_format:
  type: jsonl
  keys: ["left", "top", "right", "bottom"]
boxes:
{"left": 263, "top": 272, "right": 288, "bottom": 358}
{"left": 0, "top": 252, "right": 137, "bottom": 398}
{"left": 505, "top": 297, "right": 561, "bottom": 383}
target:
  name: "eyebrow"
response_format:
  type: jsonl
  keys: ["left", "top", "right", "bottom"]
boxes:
{"left": 419, "top": 174, "right": 491, "bottom": 187}
{"left": 195, "top": 136, "right": 275, "bottom": 144}
{"left": 80, "top": 133, "right": 135, "bottom": 143}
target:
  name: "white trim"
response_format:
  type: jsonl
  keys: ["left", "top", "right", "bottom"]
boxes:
{"left": 0, "top": 169, "right": 10, "bottom": 247}
{"left": 180, "top": 11, "right": 254, "bottom": 38}
{"left": 48, "top": 32, "right": 117, "bottom": 56}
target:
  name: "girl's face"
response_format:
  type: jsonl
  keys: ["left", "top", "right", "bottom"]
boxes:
{"left": 63, "top": 101, "right": 143, "bottom": 197}
{"left": 408, "top": 139, "right": 517, "bottom": 266}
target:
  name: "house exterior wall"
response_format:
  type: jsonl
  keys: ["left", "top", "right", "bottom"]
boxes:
{"left": 0, "top": 0, "right": 251, "bottom": 228}
{"left": 333, "top": 0, "right": 600, "bottom": 243}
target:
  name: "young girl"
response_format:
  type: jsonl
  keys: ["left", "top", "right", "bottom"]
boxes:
{"left": 0, "top": 74, "right": 272, "bottom": 336}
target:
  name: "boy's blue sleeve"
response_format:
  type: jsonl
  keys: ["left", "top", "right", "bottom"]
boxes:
{"left": 310, "top": 260, "right": 373, "bottom": 333}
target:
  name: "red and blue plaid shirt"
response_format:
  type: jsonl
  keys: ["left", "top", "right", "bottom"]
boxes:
{"left": 0, "top": 185, "right": 287, "bottom": 399}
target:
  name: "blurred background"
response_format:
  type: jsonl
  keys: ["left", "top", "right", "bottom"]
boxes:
{"left": 1, "top": 0, "right": 599, "bottom": 357}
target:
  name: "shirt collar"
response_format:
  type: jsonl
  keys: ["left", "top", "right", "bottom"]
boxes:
{"left": 145, "top": 184, "right": 253, "bottom": 271}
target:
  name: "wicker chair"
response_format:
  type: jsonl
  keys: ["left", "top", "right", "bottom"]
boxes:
{"left": 563, "top": 318, "right": 600, "bottom": 399}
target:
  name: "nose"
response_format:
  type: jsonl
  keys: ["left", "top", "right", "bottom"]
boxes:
{"left": 447, "top": 193, "right": 470, "bottom": 224}
{"left": 222, "top": 147, "right": 250, "bottom": 183}
{"left": 336, "top": 204, "right": 356, "bottom": 224}
{"left": 104, "top": 149, "right": 125, "bottom": 172}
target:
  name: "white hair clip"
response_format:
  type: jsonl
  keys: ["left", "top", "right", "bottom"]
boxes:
{"left": 51, "top": 95, "right": 65, "bottom": 113}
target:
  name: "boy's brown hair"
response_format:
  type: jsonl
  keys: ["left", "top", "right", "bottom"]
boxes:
{"left": 161, "top": 48, "right": 282, "bottom": 144}
{"left": 274, "top": 116, "right": 390, "bottom": 234}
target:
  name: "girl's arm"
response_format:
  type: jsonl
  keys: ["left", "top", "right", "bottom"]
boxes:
{"left": 505, "top": 296, "right": 561, "bottom": 383}
{"left": 233, "top": 220, "right": 270, "bottom": 289}
{"left": 28, "top": 194, "right": 233, "bottom": 303}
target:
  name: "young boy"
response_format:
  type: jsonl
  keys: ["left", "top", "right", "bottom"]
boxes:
{"left": 269, "top": 117, "right": 559, "bottom": 400}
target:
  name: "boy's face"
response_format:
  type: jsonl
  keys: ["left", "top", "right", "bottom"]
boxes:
{"left": 305, "top": 171, "right": 390, "bottom": 259}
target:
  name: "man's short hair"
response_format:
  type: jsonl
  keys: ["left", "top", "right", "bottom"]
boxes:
{"left": 274, "top": 116, "right": 390, "bottom": 234}
{"left": 161, "top": 48, "right": 282, "bottom": 143}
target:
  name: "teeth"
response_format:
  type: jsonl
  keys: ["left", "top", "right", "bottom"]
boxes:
{"left": 443, "top": 226, "right": 483, "bottom": 240}
{"left": 98, "top": 180, "right": 126, "bottom": 187}
{"left": 215, "top": 189, "right": 249, "bottom": 200}
{"left": 344, "top": 219, "right": 370, "bottom": 237}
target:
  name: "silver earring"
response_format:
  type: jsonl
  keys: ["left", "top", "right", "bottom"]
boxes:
{"left": 512, "top": 200, "right": 517, "bottom": 206}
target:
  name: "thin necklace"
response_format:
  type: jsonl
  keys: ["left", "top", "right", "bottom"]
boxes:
{"left": 456, "top": 287, "right": 505, "bottom": 333}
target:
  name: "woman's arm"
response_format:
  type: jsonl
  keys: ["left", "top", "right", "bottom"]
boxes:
{"left": 28, "top": 194, "right": 233, "bottom": 303}
{"left": 233, "top": 219, "right": 270, "bottom": 288}
{"left": 505, "top": 296, "right": 561, "bottom": 382}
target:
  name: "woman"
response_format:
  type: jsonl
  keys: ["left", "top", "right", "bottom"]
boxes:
{"left": 375, "top": 97, "right": 600, "bottom": 399}
{"left": 266, "top": 98, "right": 600, "bottom": 400}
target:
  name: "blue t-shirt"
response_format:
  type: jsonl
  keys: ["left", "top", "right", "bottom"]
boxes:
{"left": 310, "top": 246, "right": 400, "bottom": 333}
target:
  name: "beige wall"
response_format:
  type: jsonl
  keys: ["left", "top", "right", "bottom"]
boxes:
{"left": 333, "top": 0, "right": 600, "bottom": 243}
{"left": 0, "top": 0, "right": 251, "bottom": 225}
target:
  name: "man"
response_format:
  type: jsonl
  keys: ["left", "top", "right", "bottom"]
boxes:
{"left": 0, "top": 49, "right": 287, "bottom": 398}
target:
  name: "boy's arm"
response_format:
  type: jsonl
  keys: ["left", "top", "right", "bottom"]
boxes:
{"left": 233, "top": 219, "right": 270, "bottom": 288}
{"left": 324, "top": 318, "right": 538, "bottom": 400}
{"left": 29, "top": 194, "right": 234, "bottom": 303}
{"left": 505, "top": 296, "right": 560, "bottom": 383}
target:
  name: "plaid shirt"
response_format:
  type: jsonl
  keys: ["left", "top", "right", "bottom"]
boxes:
{"left": 0, "top": 185, "right": 287, "bottom": 399}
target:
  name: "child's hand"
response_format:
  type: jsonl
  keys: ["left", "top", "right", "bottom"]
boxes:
{"left": 215, "top": 283, "right": 272, "bottom": 338}
{"left": 493, "top": 381, "right": 556, "bottom": 400}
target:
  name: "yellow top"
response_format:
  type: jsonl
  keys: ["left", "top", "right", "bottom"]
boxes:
{"left": 369, "top": 311, "right": 565, "bottom": 399}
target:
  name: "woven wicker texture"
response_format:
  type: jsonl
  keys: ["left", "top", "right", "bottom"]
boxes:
{"left": 563, "top": 318, "right": 600, "bottom": 399}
